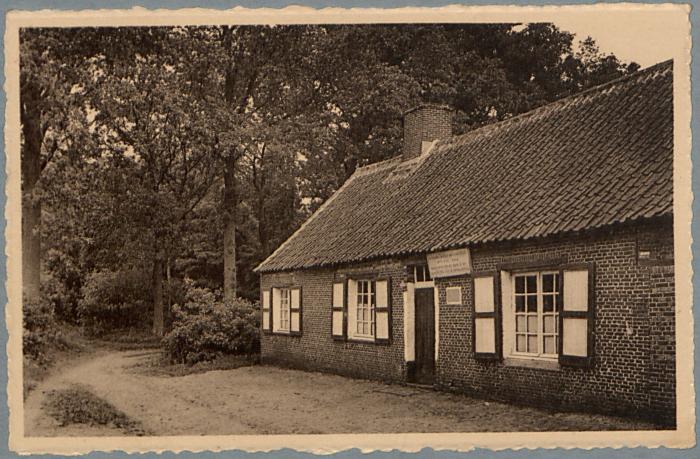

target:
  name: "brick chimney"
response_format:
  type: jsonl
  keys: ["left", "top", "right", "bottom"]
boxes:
{"left": 402, "top": 103, "right": 453, "bottom": 161}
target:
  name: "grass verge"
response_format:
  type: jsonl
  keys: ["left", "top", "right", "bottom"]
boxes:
{"left": 42, "top": 384, "right": 148, "bottom": 435}
{"left": 24, "top": 325, "right": 86, "bottom": 400}
{"left": 95, "top": 327, "right": 163, "bottom": 350}
{"left": 129, "top": 352, "right": 259, "bottom": 377}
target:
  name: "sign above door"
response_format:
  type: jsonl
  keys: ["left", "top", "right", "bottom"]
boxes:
{"left": 426, "top": 248, "right": 472, "bottom": 278}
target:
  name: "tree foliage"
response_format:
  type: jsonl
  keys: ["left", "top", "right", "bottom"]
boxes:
{"left": 21, "top": 23, "right": 638, "bottom": 336}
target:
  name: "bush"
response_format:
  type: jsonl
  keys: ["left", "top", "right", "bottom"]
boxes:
{"left": 45, "top": 248, "right": 84, "bottom": 324}
{"left": 23, "top": 295, "right": 66, "bottom": 365}
{"left": 43, "top": 384, "right": 147, "bottom": 435}
{"left": 163, "top": 280, "right": 260, "bottom": 364}
{"left": 78, "top": 269, "right": 151, "bottom": 336}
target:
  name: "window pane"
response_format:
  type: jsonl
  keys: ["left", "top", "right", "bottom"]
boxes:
{"left": 527, "top": 295, "right": 537, "bottom": 312}
{"left": 515, "top": 295, "right": 525, "bottom": 312}
{"left": 516, "top": 315, "right": 526, "bottom": 332}
{"left": 544, "top": 336, "right": 556, "bottom": 354}
{"left": 543, "top": 294, "right": 554, "bottom": 312}
{"left": 527, "top": 335, "right": 538, "bottom": 353}
{"left": 544, "top": 315, "right": 555, "bottom": 333}
{"left": 515, "top": 276, "right": 525, "bottom": 294}
{"left": 516, "top": 334, "right": 526, "bottom": 352}
{"left": 543, "top": 274, "right": 554, "bottom": 292}
{"left": 425, "top": 266, "right": 432, "bottom": 281}
{"left": 526, "top": 275, "right": 537, "bottom": 293}
{"left": 527, "top": 315, "right": 538, "bottom": 332}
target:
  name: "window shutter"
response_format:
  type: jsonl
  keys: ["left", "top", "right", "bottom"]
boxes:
{"left": 261, "top": 289, "right": 271, "bottom": 333}
{"left": 559, "top": 264, "right": 595, "bottom": 367}
{"left": 347, "top": 279, "right": 358, "bottom": 339}
{"left": 473, "top": 274, "right": 501, "bottom": 360}
{"left": 374, "top": 278, "right": 391, "bottom": 344}
{"left": 271, "top": 288, "right": 281, "bottom": 332}
{"left": 331, "top": 281, "right": 346, "bottom": 340}
{"left": 290, "top": 287, "right": 302, "bottom": 336}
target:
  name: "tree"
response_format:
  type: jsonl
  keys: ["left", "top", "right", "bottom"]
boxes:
{"left": 20, "top": 29, "right": 88, "bottom": 301}
{"left": 189, "top": 25, "right": 318, "bottom": 301}
{"left": 29, "top": 24, "right": 640, "bottom": 332}
{"left": 20, "top": 27, "right": 171, "bottom": 311}
{"left": 85, "top": 29, "right": 222, "bottom": 335}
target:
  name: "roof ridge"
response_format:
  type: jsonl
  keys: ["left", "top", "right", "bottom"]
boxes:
{"left": 354, "top": 155, "right": 402, "bottom": 176}
{"left": 256, "top": 58, "right": 673, "bottom": 273}
{"left": 439, "top": 59, "right": 673, "bottom": 148}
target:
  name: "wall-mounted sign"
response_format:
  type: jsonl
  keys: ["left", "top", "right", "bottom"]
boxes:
{"left": 427, "top": 248, "right": 472, "bottom": 278}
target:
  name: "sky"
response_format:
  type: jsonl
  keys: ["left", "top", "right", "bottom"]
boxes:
{"left": 551, "top": 9, "right": 684, "bottom": 68}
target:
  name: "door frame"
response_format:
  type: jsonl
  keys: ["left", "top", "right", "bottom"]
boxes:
{"left": 406, "top": 281, "right": 439, "bottom": 383}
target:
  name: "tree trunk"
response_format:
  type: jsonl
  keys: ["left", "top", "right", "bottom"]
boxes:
{"left": 223, "top": 156, "right": 237, "bottom": 302}
{"left": 257, "top": 197, "right": 269, "bottom": 258}
{"left": 21, "top": 87, "right": 43, "bottom": 303}
{"left": 152, "top": 253, "right": 164, "bottom": 336}
{"left": 165, "top": 256, "right": 172, "bottom": 330}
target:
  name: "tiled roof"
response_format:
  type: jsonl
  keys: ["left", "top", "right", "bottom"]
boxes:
{"left": 256, "top": 60, "right": 673, "bottom": 273}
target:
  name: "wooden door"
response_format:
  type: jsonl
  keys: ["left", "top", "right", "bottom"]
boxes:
{"left": 414, "top": 287, "right": 435, "bottom": 385}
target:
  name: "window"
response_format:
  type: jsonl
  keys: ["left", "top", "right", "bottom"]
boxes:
{"left": 270, "top": 286, "right": 302, "bottom": 335}
{"left": 355, "top": 280, "right": 375, "bottom": 338}
{"left": 513, "top": 272, "right": 559, "bottom": 358}
{"left": 412, "top": 264, "right": 432, "bottom": 283}
{"left": 345, "top": 278, "right": 391, "bottom": 343}
{"left": 476, "top": 266, "right": 593, "bottom": 366}
{"left": 279, "top": 288, "right": 291, "bottom": 331}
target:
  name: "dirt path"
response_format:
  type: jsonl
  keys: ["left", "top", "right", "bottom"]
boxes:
{"left": 25, "top": 349, "right": 660, "bottom": 436}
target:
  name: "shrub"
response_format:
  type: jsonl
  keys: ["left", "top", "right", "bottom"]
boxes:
{"left": 78, "top": 269, "right": 151, "bottom": 336}
{"left": 163, "top": 280, "right": 260, "bottom": 364}
{"left": 23, "top": 295, "right": 66, "bottom": 365}
{"left": 43, "top": 384, "right": 147, "bottom": 435}
{"left": 45, "top": 248, "right": 84, "bottom": 324}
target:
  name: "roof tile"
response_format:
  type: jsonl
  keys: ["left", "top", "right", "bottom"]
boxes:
{"left": 256, "top": 60, "right": 674, "bottom": 273}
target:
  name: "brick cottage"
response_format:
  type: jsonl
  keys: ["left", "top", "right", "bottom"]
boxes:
{"left": 254, "top": 60, "right": 675, "bottom": 425}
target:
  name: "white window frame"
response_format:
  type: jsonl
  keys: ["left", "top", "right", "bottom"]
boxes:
{"left": 354, "top": 280, "right": 375, "bottom": 339}
{"left": 510, "top": 271, "right": 559, "bottom": 360}
{"left": 278, "top": 287, "right": 291, "bottom": 332}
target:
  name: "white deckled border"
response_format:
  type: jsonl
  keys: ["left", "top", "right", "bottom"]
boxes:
{"left": 5, "top": 3, "right": 694, "bottom": 456}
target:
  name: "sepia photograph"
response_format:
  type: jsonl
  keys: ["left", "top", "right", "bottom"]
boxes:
{"left": 4, "top": 3, "right": 694, "bottom": 455}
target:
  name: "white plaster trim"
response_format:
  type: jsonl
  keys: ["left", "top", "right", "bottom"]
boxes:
{"left": 414, "top": 280, "right": 434, "bottom": 289}
{"left": 408, "top": 282, "right": 439, "bottom": 363}
{"left": 445, "top": 286, "right": 462, "bottom": 305}
{"left": 422, "top": 139, "right": 439, "bottom": 156}
{"left": 503, "top": 357, "right": 560, "bottom": 371}
{"left": 404, "top": 283, "right": 415, "bottom": 362}
{"left": 434, "top": 286, "right": 440, "bottom": 362}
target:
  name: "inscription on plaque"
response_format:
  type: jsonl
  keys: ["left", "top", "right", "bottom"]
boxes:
{"left": 426, "top": 248, "right": 472, "bottom": 278}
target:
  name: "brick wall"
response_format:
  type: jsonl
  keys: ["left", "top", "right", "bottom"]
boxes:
{"left": 260, "top": 258, "right": 408, "bottom": 382}
{"left": 260, "top": 219, "right": 675, "bottom": 425}
{"left": 403, "top": 104, "right": 452, "bottom": 161}
{"left": 435, "top": 220, "right": 675, "bottom": 425}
